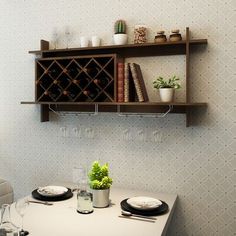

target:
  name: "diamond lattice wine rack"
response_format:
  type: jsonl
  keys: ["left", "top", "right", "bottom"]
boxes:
{"left": 36, "top": 55, "right": 116, "bottom": 102}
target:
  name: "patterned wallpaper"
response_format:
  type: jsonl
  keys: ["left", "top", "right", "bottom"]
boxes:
{"left": 0, "top": 0, "right": 235, "bottom": 235}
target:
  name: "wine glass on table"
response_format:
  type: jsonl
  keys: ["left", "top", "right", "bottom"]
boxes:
{"left": 15, "top": 198, "right": 29, "bottom": 236}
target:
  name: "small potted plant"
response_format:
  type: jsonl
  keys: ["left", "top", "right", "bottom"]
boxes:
{"left": 153, "top": 75, "right": 181, "bottom": 102}
{"left": 88, "top": 161, "right": 113, "bottom": 208}
{"left": 113, "top": 20, "right": 128, "bottom": 45}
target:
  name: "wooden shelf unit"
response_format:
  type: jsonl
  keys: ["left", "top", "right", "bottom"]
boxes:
{"left": 23, "top": 27, "right": 208, "bottom": 126}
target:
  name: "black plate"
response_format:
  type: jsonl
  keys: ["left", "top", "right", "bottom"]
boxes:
{"left": 120, "top": 198, "right": 169, "bottom": 216}
{"left": 32, "top": 188, "right": 73, "bottom": 202}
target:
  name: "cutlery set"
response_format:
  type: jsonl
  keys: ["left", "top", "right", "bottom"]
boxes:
{"left": 119, "top": 210, "right": 157, "bottom": 223}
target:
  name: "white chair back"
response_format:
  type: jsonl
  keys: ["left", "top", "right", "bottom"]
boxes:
{"left": 0, "top": 179, "right": 13, "bottom": 207}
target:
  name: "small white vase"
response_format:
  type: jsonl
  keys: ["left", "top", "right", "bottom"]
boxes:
{"left": 159, "top": 88, "right": 175, "bottom": 102}
{"left": 113, "top": 34, "right": 128, "bottom": 45}
{"left": 92, "top": 189, "right": 110, "bottom": 208}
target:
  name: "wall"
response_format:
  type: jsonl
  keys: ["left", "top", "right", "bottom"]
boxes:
{"left": 0, "top": 0, "right": 235, "bottom": 235}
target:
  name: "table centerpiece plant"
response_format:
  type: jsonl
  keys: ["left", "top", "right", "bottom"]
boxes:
{"left": 153, "top": 75, "right": 181, "bottom": 102}
{"left": 88, "top": 161, "right": 113, "bottom": 208}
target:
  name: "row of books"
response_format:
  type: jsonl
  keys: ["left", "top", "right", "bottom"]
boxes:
{"left": 117, "top": 62, "right": 149, "bottom": 102}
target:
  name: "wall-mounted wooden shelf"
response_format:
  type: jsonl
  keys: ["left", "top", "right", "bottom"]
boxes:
{"left": 22, "top": 27, "right": 208, "bottom": 127}
{"left": 29, "top": 39, "right": 207, "bottom": 58}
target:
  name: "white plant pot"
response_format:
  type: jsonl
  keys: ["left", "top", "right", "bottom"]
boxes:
{"left": 92, "top": 189, "right": 110, "bottom": 208}
{"left": 113, "top": 34, "right": 128, "bottom": 45}
{"left": 159, "top": 88, "right": 175, "bottom": 102}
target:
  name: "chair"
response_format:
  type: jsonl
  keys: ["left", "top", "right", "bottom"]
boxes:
{"left": 0, "top": 178, "right": 13, "bottom": 207}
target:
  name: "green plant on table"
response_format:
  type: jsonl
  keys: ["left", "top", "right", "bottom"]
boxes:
{"left": 114, "top": 20, "right": 126, "bottom": 34}
{"left": 88, "top": 161, "right": 113, "bottom": 190}
{"left": 153, "top": 75, "right": 181, "bottom": 89}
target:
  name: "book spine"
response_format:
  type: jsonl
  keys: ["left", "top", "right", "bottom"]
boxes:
{"left": 124, "top": 63, "right": 130, "bottom": 102}
{"left": 117, "top": 62, "right": 124, "bottom": 102}
{"left": 129, "top": 63, "right": 144, "bottom": 102}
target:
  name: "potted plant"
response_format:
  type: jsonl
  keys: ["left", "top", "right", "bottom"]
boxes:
{"left": 113, "top": 20, "right": 128, "bottom": 45}
{"left": 153, "top": 76, "right": 181, "bottom": 102}
{"left": 88, "top": 161, "right": 113, "bottom": 208}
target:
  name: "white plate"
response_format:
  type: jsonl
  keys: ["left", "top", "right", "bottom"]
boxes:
{"left": 127, "top": 196, "right": 162, "bottom": 210}
{"left": 37, "top": 186, "right": 68, "bottom": 197}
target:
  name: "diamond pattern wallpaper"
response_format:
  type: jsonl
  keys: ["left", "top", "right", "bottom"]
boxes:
{"left": 0, "top": 0, "right": 235, "bottom": 235}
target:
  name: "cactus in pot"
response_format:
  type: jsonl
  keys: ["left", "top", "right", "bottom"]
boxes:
{"left": 113, "top": 19, "right": 128, "bottom": 45}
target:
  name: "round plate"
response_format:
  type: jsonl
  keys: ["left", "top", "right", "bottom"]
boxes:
{"left": 32, "top": 188, "right": 73, "bottom": 202}
{"left": 37, "top": 186, "right": 68, "bottom": 197}
{"left": 127, "top": 196, "right": 162, "bottom": 210}
{"left": 120, "top": 198, "right": 169, "bottom": 216}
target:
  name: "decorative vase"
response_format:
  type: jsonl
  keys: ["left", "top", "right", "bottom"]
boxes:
{"left": 159, "top": 88, "right": 175, "bottom": 102}
{"left": 113, "top": 34, "right": 128, "bottom": 45}
{"left": 92, "top": 189, "right": 110, "bottom": 208}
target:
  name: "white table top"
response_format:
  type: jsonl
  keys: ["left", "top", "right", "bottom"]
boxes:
{"left": 11, "top": 188, "right": 177, "bottom": 236}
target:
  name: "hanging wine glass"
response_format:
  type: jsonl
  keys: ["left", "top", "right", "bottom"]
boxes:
{"left": 52, "top": 28, "right": 60, "bottom": 49}
{"left": 15, "top": 198, "right": 29, "bottom": 236}
{"left": 65, "top": 26, "right": 72, "bottom": 49}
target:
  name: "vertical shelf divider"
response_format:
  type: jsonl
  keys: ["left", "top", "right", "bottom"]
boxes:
{"left": 185, "top": 27, "right": 191, "bottom": 127}
{"left": 40, "top": 40, "right": 50, "bottom": 122}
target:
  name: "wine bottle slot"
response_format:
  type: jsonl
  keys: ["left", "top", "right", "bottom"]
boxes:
{"left": 83, "top": 88, "right": 100, "bottom": 99}
{"left": 93, "top": 77, "right": 110, "bottom": 87}
{"left": 44, "top": 90, "right": 50, "bottom": 96}
{"left": 63, "top": 90, "right": 69, "bottom": 96}
{"left": 84, "top": 67, "right": 100, "bottom": 77}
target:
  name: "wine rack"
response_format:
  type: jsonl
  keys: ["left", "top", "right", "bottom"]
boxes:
{"left": 36, "top": 54, "right": 117, "bottom": 102}
{"left": 23, "top": 29, "right": 207, "bottom": 126}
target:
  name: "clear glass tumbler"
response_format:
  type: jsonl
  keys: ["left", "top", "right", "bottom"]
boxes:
{"left": 77, "top": 190, "right": 93, "bottom": 214}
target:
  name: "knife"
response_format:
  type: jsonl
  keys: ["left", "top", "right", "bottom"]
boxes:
{"left": 28, "top": 200, "right": 53, "bottom": 206}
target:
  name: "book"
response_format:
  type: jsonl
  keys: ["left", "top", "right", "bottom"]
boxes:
{"left": 124, "top": 63, "right": 129, "bottom": 102}
{"left": 117, "top": 62, "right": 124, "bottom": 102}
{"left": 129, "top": 63, "right": 149, "bottom": 102}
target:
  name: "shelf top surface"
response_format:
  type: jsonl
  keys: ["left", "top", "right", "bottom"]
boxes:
{"left": 21, "top": 101, "right": 207, "bottom": 106}
{"left": 29, "top": 39, "right": 207, "bottom": 55}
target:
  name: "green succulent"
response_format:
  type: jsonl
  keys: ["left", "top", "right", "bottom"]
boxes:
{"left": 114, "top": 20, "right": 126, "bottom": 34}
{"left": 153, "top": 75, "right": 181, "bottom": 89}
{"left": 88, "top": 161, "right": 113, "bottom": 190}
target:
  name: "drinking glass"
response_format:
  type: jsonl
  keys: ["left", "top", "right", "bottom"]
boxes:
{"left": 52, "top": 28, "right": 60, "bottom": 49}
{"left": 65, "top": 26, "right": 72, "bottom": 48}
{"left": 15, "top": 198, "right": 29, "bottom": 236}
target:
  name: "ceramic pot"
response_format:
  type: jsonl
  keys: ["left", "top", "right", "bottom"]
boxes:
{"left": 113, "top": 34, "right": 128, "bottom": 45}
{"left": 92, "top": 189, "right": 110, "bottom": 208}
{"left": 159, "top": 88, "right": 175, "bottom": 102}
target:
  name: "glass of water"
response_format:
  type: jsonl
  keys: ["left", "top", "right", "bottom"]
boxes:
{"left": 77, "top": 190, "right": 93, "bottom": 214}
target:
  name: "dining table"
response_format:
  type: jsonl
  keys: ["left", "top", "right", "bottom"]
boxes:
{"left": 10, "top": 187, "right": 177, "bottom": 236}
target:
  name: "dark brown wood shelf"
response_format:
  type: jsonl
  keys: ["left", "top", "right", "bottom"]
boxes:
{"left": 21, "top": 101, "right": 206, "bottom": 106}
{"left": 23, "top": 27, "right": 208, "bottom": 126}
{"left": 29, "top": 39, "right": 207, "bottom": 58}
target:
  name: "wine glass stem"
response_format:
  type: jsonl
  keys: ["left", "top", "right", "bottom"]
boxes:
{"left": 21, "top": 216, "right": 24, "bottom": 230}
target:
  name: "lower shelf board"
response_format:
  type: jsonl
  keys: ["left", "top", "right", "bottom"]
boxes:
{"left": 21, "top": 101, "right": 207, "bottom": 126}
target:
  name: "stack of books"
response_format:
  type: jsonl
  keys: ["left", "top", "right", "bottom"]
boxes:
{"left": 117, "top": 62, "right": 149, "bottom": 102}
